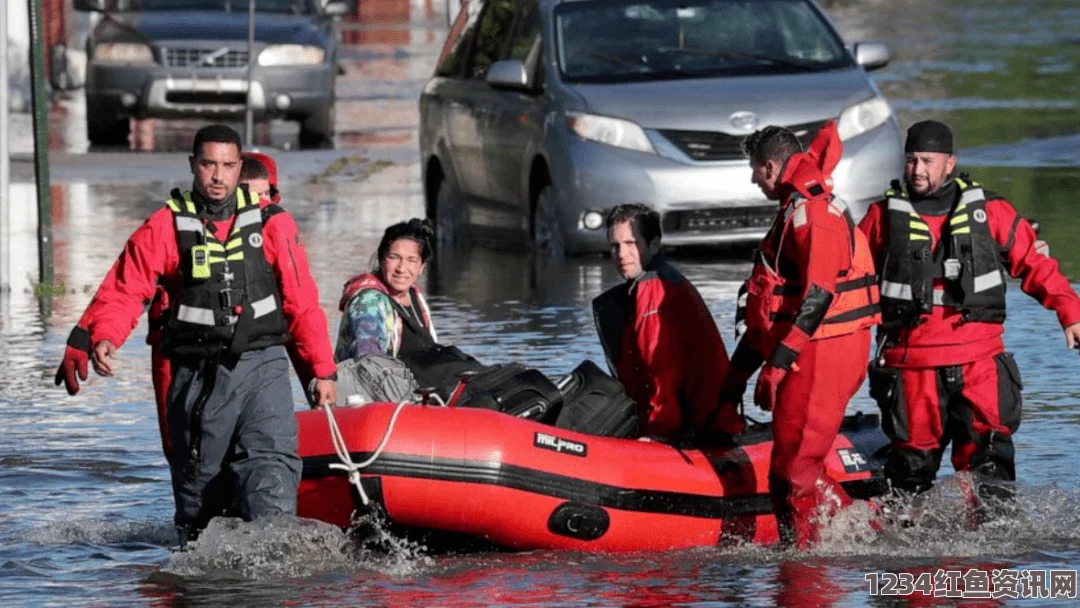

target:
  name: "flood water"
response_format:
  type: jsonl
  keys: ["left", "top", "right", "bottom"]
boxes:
{"left": 3, "top": 0, "right": 1080, "bottom": 605}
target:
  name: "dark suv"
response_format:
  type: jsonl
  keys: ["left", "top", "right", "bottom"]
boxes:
{"left": 76, "top": 0, "right": 346, "bottom": 148}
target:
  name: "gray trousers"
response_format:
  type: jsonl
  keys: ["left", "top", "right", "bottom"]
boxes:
{"left": 167, "top": 345, "right": 300, "bottom": 532}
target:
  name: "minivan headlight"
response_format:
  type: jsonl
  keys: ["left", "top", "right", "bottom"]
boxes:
{"left": 258, "top": 44, "right": 326, "bottom": 66}
{"left": 94, "top": 42, "right": 154, "bottom": 64}
{"left": 837, "top": 97, "right": 892, "bottom": 141}
{"left": 567, "top": 112, "right": 655, "bottom": 154}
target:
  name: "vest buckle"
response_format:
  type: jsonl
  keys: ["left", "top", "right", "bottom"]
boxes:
{"left": 219, "top": 288, "right": 243, "bottom": 310}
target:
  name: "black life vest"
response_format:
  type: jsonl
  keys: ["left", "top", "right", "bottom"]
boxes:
{"left": 164, "top": 187, "right": 288, "bottom": 357}
{"left": 879, "top": 177, "right": 1006, "bottom": 326}
{"left": 390, "top": 291, "right": 437, "bottom": 357}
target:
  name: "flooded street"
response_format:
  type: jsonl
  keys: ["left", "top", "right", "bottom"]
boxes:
{"left": 2, "top": 0, "right": 1080, "bottom": 605}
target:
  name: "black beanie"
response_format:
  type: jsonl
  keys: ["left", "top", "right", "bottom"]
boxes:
{"left": 905, "top": 120, "right": 953, "bottom": 154}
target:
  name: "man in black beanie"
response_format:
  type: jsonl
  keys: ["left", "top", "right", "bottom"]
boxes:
{"left": 858, "top": 120, "right": 1080, "bottom": 523}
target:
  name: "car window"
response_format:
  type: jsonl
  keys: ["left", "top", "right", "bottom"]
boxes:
{"left": 436, "top": 0, "right": 485, "bottom": 78}
{"left": 467, "top": 0, "right": 517, "bottom": 80}
{"left": 504, "top": 0, "right": 541, "bottom": 63}
{"left": 554, "top": 0, "right": 852, "bottom": 84}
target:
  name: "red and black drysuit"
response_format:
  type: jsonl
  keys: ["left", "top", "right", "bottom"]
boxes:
{"left": 859, "top": 176, "right": 1080, "bottom": 499}
{"left": 593, "top": 254, "right": 744, "bottom": 442}
{"left": 56, "top": 186, "right": 335, "bottom": 536}
{"left": 723, "top": 121, "right": 880, "bottom": 548}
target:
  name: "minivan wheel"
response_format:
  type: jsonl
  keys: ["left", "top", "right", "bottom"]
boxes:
{"left": 434, "top": 177, "right": 467, "bottom": 247}
{"left": 532, "top": 184, "right": 565, "bottom": 256}
{"left": 299, "top": 102, "right": 334, "bottom": 149}
{"left": 87, "top": 112, "right": 130, "bottom": 147}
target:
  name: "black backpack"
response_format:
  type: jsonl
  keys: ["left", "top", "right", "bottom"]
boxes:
{"left": 554, "top": 360, "right": 639, "bottom": 438}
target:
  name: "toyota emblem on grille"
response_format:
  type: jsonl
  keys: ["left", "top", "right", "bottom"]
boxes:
{"left": 729, "top": 111, "right": 759, "bottom": 132}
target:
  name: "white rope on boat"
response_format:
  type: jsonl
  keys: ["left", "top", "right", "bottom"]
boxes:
{"left": 324, "top": 399, "right": 410, "bottom": 506}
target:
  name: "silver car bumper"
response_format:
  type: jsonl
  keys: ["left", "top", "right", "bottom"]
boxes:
{"left": 146, "top": 77, "right": 267, "bottom": 116}
{"left": 551, "top": 120, "right": 903, "bottom": 253}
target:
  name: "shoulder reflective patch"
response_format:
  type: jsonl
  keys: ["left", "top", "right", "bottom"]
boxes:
{"left": 887, "top": 198, "right": 916, "bottom": 214}
{"left": 792, "top": 205, "right": 808, "bottom": 228}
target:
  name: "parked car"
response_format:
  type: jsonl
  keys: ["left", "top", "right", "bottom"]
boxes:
{"left": 75, "top": 0, "right": 346, "bottom": 148}
{"left": 420, "top": 0, "right": 904, "bottom": 254}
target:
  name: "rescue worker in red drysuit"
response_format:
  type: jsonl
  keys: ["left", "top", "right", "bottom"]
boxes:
{"left": 858, "top": 120, "right": 1080, "bottom": 518}
{"left": 718, "top": 121, "right": 881, "bottom": 548}
{"left": 592, "top": 204, "right": 744, "bottom": 444}
{"left": 54, "top": 125, "right": 337, "bottom": 544}
{"left": 149, "top": 151, "right": 298, "bottom": 463}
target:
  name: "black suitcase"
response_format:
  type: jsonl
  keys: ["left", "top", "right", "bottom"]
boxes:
{"left": 555, "top": 360, "right": 639, "bottom": 438}
{"left": 456, "top": 364, "right": 564, "bottom": 422}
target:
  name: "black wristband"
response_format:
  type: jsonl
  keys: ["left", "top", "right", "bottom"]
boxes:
{"left": 318, "top": 372, "right": 338, "bottom": 382}
{"left": 66, "top": 326, "right": 91, "bottom": 352}
{"left": 770, "top": 343, "right": 799, "bottom": 370}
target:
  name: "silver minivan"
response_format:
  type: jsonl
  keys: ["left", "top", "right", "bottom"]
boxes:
{"left": 420, "top": 0, "right": 903, "bottom": 254}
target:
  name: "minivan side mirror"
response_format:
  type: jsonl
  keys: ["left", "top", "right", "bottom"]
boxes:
{"left": 323, "top": 0, "right": 350, "bottom": 16}
{"left": 74, "top": 0, "right": 106, "bottom": 11}
{"left": 853, "top": 41, "right": 890, "bottom": 71}
{"left": 487, "top": 59, "right": 530, "bottom": 91}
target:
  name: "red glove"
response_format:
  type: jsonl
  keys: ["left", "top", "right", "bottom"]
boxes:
{"left": 55, "top": 326, "right": 92, "bottom": 396}
{"left": 754, "top": 364, "right": 789, "bottom": 412}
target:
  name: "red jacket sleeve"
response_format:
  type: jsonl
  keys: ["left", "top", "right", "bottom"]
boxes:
{"left": 775, "top": 200, "right": 851, "bottom": 359}
{"left": 858, "top": 200, "right": 888, "bottom": 270}
{"left": 988, "top": 198, "right": 1080, "bottom": 328}
{"left": 79, "top": 208, "right": 178, "bottom": 348}
{"left": 263, "top": 209, "right": 337, "bottom": 379}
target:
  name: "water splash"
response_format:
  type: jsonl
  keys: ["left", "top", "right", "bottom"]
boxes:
{"left": 346, "top": 510, "right": 435, "bottom": 576}
{"left": 23, "top": 518, "right": 176, "bottom": 547}
{"left": 814, "top": 475, "right": 1080, "bottom": 558}
{"left": 161, "top": 513, "right": 436, "bottom": 580}
{"left": 164, "top": 516, "right": 356, "bottom": 579}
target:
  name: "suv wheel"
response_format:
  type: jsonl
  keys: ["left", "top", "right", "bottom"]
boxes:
{"left": 299, "top": 102, "right": 334, "bottom": 149}
{"left": 87, "top": 112, "right": 130, "bottom": 147}
{"left": 433, "top": 176, "right": 467, "bottom": 247}
{"left": 532, "top": 184, "right": 565, "bottom": 256}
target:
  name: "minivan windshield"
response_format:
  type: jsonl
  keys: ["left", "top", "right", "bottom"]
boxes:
{"left": 114, "top": 0, "right": 314, "bottom": 13}
{"left": 555, "top": 0, "right": 852, "bottom": 83}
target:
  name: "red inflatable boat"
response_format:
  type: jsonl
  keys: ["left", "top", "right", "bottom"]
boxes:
{"left": 296, "top": 404, "right": 888, "bottom": 552}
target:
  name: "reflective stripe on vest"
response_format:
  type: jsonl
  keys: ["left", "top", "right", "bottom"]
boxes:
{"left": 251, "top": 294, "right": 278, "bottom": 319}
{"left": 176, "top": 304, "right": 216, "bottom": 326}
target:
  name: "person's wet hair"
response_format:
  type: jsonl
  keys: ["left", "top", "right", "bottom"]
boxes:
{"left": 606, "top": 203, "right": 662, "bottom": 245}
{"left": 192, "top": 124, "right": 242, "bottom": 157}
{"left": 240, "top": 156, "right": 269, "bottom": 182}
{"left": 742, "top": 126, "right": 803, "bottom": 167}
{"left": 376, "top": 218, "right": 436, "bottom": 266}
